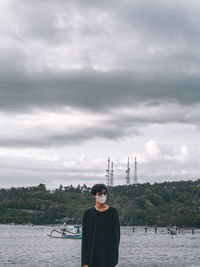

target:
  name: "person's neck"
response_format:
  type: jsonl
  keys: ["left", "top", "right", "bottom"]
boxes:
{"left": 95, "top": 202, "right": 108, "bottom": 210}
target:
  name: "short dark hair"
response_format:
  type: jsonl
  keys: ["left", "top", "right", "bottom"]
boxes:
{"left": 91, "top": 184, "right": 107, "bottom": 196}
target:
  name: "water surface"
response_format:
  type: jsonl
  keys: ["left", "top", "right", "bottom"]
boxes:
{"left": 0, "top": 225, "right": 199, "bottom": 266}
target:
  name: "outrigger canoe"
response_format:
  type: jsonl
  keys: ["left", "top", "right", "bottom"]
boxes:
{"left": 167, "top": 227, "right": 177, "bottom": 235}
{"left": 48, "top": 225, "right": 82, "bottom": 239}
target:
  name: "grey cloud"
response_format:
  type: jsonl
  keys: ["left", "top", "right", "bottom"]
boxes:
{"left": 7, "top": 0, "right": 200, "bottom": 52}
{"left": 0, "top": 155, "right": 103, "bottom": 174}
{"left": 116, "top": 1, "right": 198, "bottom": 41}
{"left": 1, "top": 0, "right": 200, "bottom": 113}
{"left": 0, "top": 121, "right": 138, "bottom": 148}
{"left": 0, "top": 47, "right": 27, "bottom": 77}
{"left": 1, "top": 0, "right": 200, "bottom": 187}
{"left": 0, "top": 101, "right": 199, "bottom": 149}
{"left": 0, "top": 151, "right": 199, "bottom": 188}
{"left": 0, "top": 68, "right": 200, "bottom": 113}
{"left": 0, "top": 154, "right": 107, "bottom": 188}
{"left": 9, "top": 1, "right": 72, "bottom": 45}
{"left": 69, "top": 0, "right": 200, "bottom": 47}
{"left": 9, "top": 0, "right": 110, "bottom": 46}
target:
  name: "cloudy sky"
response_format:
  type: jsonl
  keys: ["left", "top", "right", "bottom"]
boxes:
{"left": 0, "top": 0, "right": 200, "bottom": 188}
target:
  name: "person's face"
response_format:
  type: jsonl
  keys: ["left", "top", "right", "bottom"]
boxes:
{"left": 92, "top": 188, "right": 107, "bottom": 200}
{"left": 96, "top": 189, "right": 107, "bottom": 197}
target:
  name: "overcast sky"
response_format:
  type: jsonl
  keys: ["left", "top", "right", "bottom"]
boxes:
{"left": 0, "top": 0, "right": 200, "bottom": 189}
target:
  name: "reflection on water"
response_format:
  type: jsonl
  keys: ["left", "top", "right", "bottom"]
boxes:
{"left": 0, "top": 225, "right": 199, "bottom": 267}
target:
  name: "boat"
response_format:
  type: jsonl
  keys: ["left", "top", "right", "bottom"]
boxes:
{"left": 167, "top": 227, "right": 177, "bottom": 235}
{"left": 48, "top": 224, "right": 82, "bottom": 239}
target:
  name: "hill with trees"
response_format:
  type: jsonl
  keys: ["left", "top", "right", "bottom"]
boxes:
{"left": 0, "top": 180, "right": 200, "bottom": 227}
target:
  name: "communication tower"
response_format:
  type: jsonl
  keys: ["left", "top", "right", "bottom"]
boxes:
{"left": 134, "top": 157, "right": 138, "bottom": 184}
{"left": 110, "top": 161, "right": 114, "bottom": 186}
{"left": 125, "top": 157, "right": 130, "bottom": 185}
{"left": 105, "top": 157, "right": 110, "bottom": 186}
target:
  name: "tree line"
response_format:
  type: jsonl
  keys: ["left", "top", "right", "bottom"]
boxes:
{"left": 0, "top": 180, "right": 200, "bottom": 227}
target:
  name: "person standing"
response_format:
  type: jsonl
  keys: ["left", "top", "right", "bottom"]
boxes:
{"left": 81, "top": 184, "right": 120, "bottom": 267}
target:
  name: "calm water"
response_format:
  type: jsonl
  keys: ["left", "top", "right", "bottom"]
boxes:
{"left": 0, "top": 224, "right": 199, "bottom": 267}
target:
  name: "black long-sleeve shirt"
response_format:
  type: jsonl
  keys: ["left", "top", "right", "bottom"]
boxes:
{"left": 81, "top": 206, "right": 120, "bottom": 267}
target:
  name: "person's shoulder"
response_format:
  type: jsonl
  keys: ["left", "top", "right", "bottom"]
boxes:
{"left": 83, "top": 207, "right": 95, "bottom": 216}
{"left": 108, "top": 206, "right": 118, "bottom": 213}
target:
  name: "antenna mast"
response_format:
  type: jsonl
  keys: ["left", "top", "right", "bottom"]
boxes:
{"left": 134, "top": 157, "right": 138, "bottom": 184}
{"left": 105, "top": 157, "right": 110, "bottom": 186}
{"left": 110, "top": 161, "right": 114, "bottom": 186}
{"left": 125, "top": 157, "right": 130, "bottom": 185}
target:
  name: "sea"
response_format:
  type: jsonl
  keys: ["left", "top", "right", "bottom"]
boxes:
{"left": 0, "top": 224, "right": 199, "bottom": 267}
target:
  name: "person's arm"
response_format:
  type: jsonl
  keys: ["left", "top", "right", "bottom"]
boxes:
{"left": 81, "top": 210, "right": 89, "bottom": 267}
{"left": 111, "top": 209, "right": 120, "bottom": 265}
{"left": 114, "top": 209, "right": 120, "bottom": 247}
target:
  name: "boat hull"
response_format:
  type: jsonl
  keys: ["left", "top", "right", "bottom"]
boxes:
{"left": 64, "top": 233, "right": 82, "bottom": 239}
{"left": 47, "top": 234, "right": 82, "bottom": 239}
